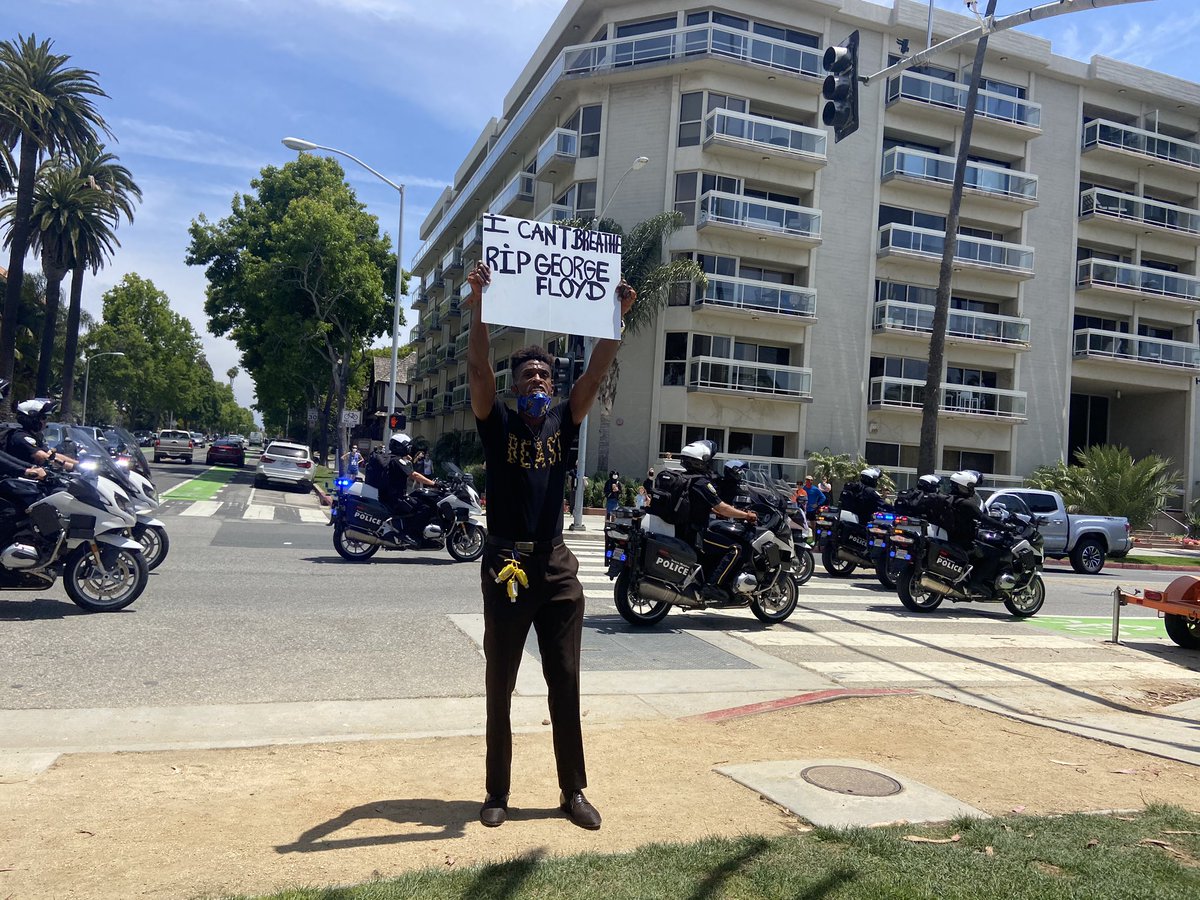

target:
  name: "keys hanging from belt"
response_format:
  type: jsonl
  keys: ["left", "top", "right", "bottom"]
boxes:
{"left": 495, "top": 556, "right": 529, "bottom": 602}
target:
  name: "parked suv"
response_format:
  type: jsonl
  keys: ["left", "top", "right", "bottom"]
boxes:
{"left": 255, "top": 441, "right": 314, "bottom": 491}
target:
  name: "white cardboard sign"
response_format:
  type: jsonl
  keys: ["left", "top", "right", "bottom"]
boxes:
{"left": 480, "top": 214, "right": 623, "bottom": 340}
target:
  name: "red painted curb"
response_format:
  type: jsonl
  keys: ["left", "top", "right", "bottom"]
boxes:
{"left": 688, "top": 688, "right": 917, "bottom": 723}
{"left": 1045, "top": 560, "right": 1199, "bottom": 573}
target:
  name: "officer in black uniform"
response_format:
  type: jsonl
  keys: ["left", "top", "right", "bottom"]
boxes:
{"left": 673, "top": 442, "right": 757, "bottom": 599}
{"left": 4, "top": 399, "right": 76, "bottom": 471}
{"left": 378, "top": 432, "right": 436, "bottom": 544}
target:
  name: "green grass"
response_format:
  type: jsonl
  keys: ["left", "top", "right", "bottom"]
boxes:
{"left": 1124, "top": 554, "right": 1200, "bottom": 568}
{"left": 232, "top": 805, "right": 1200, "bottom": 899}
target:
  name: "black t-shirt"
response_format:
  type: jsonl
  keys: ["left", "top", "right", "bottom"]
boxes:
{"left": 5, "top": 428, "right": 44, "bottom": 465}
{"left": 477, "top": 396, "right": 579, "bottom": 541}
{"left": 382, "top": 457, "right": 414, "bottom": 506}
{"left": 681, "top": 475, "right": 722, "bottom": 544}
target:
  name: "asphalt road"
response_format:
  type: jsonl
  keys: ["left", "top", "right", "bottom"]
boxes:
{"left": 0, "top": 460, "right": 1193, "bottom": 712}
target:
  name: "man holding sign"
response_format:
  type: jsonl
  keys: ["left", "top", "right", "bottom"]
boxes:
{"left": 466, "top": 258, "right": 635, "bottom": 830}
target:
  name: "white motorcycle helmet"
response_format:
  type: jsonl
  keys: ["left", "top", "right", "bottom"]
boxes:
{"left": 917, "top": 474, "right": 941, "bottom": 493}
{"left": 388, "top": 432, "right": 412, "bottom": 457}
{"left": 678, "top": 439, "right": 714, "bottom": 474}
{"left": 859, "top": 467, "right": 881, "bottom": 489}
{"left": 949, "top": 469, "right": 978, "bottom": 498}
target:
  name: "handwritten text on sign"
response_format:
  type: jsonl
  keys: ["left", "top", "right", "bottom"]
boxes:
{"left": 480, "top": 214, "right": 623, "bottom": 340}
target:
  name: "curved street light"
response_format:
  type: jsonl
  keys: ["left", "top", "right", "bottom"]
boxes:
{"left": 281, "top": 137, "right": 407, "bottom": 432}
{"left": 81, "top": 351, "right": 125, "bottom": 427}
{"left": 571, "top": 156, "right": 651, "bottom": 530}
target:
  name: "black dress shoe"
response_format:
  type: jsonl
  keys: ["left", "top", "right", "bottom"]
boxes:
{"left": 480, "top": 793, "right": 508, "bottom": 827}
{"left": 559, "top": 790, "right": 601, "bottom": 830}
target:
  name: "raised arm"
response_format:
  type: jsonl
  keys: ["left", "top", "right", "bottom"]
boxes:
{"left": 464, "top": 261, "right": 497, "bottom": 421}
{"left": 569, "top": 280, "right": 637, "bottom": 426}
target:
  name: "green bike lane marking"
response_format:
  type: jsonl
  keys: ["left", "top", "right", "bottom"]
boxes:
{"left": 161, "top": 466, "right": 240, "bottom": 501}
{"left": 1025, "top": 615, "right": 1167, "bottom": 640}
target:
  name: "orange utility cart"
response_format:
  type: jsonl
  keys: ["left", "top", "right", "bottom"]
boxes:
{"left": 1112, "top": 575, "right": 1200, "bottom": 649}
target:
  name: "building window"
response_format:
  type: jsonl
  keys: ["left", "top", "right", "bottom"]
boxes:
{"left": 685, "top": 425, "right": 725, "bottom": 451}
{"left": 728, "top": 430, "right": 785, "bottom": 458}
{"left": 615, "top": 16, "right": 677, "bottom": 37}
{"left": 870, "top": 355, "right": 928, "bottom": 381}
{"left": 864, "top": 441, "right": 901, "bottom": 467}
{"left": 942, "top": 449, "right": 995, "bottom": 474}
{"left": 675, "top": 172, "right": 698, "bottom": 225}
{"left": 1069, "top": 394, "right": 1109, "bottom": 456}
{"left": 564, "top": 105, "right": 602, "bottom": 158}
{"left": 978, "top": 77, "right": 1026, "bottom": 99}
{"left": 1074, "top": 314, "right": 1128, "bottom": 333}
{"left": 878, "top": 205, "right": 947, "bottom": 231}
{"left": 663, "top": 332, "right": 687, "bottom": 385}
{"left": 678, "top": 91, "right": 747, "bottom": 147}
{"left": 945, "top": 367, "right": 997, "bottom": 389}
{"left": 888, "top": 55, "right": 955, "bottom": 81}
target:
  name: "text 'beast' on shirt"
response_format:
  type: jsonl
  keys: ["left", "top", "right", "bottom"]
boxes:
{"left": 476, "top": 395, "right": 579, "bottom": 541}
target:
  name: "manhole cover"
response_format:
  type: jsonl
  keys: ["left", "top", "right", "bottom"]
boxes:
{"left": 800, "top": 765, "right": 903, "bottom": 797}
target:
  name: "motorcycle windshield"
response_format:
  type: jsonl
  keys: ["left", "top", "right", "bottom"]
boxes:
{"left": 103, "top": 426, "right": 152, "bottom": 479}
{"left": 50, "top": 423, "right": 138, "bottom": 496}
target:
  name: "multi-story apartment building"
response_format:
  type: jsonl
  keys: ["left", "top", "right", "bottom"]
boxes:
{"left": 407, "top": 0, "right": 1200, "bottom": 505}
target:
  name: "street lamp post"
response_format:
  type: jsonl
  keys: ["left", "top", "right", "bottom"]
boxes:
{"left": 281, "top": 137, "right": 407, "bottom": 432}
{"left": 81, "top": 351, "right": 125, "bottom": 427}
{"left": 569, "top": 156, "right": 649, "bottom": 530}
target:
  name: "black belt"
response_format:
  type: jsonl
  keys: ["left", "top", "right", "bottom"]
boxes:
{"left": 486, "top": 536, "right": 565, "bottom": 553}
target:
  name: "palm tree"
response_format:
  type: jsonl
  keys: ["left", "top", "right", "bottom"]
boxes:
{"left": 0, "top": 34, "right": 110, "bottom": 386}
{"left": 0, "top": 142, "right": 15, "bottom": 196}
{"left": 564, "top": 211, "right": 704, "bottom": 475}
{"left": 59, "top": 144, "right": 139, "bottom": 418}
{"left": 5, "top": 158, "right": 114, "bottom": 395}
{"left": 226, "top": 366, "right": 239, "bottom": 387}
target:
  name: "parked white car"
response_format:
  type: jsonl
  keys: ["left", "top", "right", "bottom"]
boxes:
{"left": 255, "top": 441, "right": 314, "bottom": 491}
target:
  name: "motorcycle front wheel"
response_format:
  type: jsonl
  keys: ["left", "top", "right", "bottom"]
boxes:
{"left": 1004, "top": 573, "right": 1045, "bottom": 617}
{"left": 614, "top": 570, "right": 670, "bottom": 627}
{"left": 876, "top": 556, "right": 903, "bottom": 590}
{"left": 446, "top": 522, "right": 485, "bottom": 562}
{"left": 133, "top": 523, "right": 170, "bottom": 571}
{"left": 64, "top": 544, "right": 148, "bottom": 612}
{"left": 750, "top": 574, "right": 799, "bottom": 624}
{"left": 793, "top": 548, "right": 814, "bottom": 586}
{"left": 821, "top": 544, "right": 857, "bottom": 577}
{"left": 897, "top": 565, "right": 944, "bottom": 613}
{"left": 333, "top": 526, "right": 379, "bottom": 562}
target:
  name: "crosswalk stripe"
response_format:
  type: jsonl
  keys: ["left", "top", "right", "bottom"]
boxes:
{"left": 181, "top": 501, "right": 223, "bottom": 517}
{"left": 740, "top": 632, "right": 1091, "bottom": 650}
{"left": 243, "top": 505, "right": 274, "bottom": 520}
{"left": 806, "top": 659, "right": 1200, "bottom": 685}
{"left": 297, "top": 508, "right": 329, "bottom": 524}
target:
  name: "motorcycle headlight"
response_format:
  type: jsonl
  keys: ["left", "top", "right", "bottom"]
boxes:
{"left": 114, "top": 491, "right": 133, "bottom": 514}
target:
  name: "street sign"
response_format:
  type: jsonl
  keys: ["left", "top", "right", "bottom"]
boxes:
{"left": 306, "top": 408, "right": 319, "bottom": 424}
{"left": 340, "top": 409, "right": 361, "bottom": 428}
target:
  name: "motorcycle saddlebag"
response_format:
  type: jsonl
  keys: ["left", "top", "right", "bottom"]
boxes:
{"left": 642, "top": 532, "right": 698, "bottom": 586}
{"left": 344, "top": 498, "right": 389, "bottom": 533}
{"left": 926, "top": 543, "right": 971, "bottom": 583}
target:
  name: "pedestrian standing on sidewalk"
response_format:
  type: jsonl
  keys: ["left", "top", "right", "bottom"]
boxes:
{"left": 341, "top": 444, "right": 363, "bottom": 481}
{"left": 465, "top": 260, "right": 636, "bottom": 831}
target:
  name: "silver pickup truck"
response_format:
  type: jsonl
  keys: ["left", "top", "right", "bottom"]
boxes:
{"left": 982, "top": 488, "right": 1132, "bottom": 575}
{"left": 153, "top": 429, "right": 194, "bottom": 464}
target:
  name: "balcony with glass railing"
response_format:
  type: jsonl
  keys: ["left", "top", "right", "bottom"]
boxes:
{"left": 413, "top": 24, "right": 832, "bottom": 273}
{"left": 694, "top": 275, "right": 817, "bottom": 320}
{"left": 451, "top": 384, "right": 470, "bottom": 409}
{"left": 698, "top": 191, "right": 820, "bottom": 243}
{"left": 702, "top": 108, "right": 826, "bottom": 166}
{"left": 461, "top": 222, "right": 483, "bottom": 255}
{"left": 881, "top": 147, "right": 1037, "bottom": 204}
{"left": 1073, "top": 329, "right": 1200, "bottom": 370}
{"left": 411, "top": 286, "right": 428, "bottom": 310}
{"left": 869, "top": 376, "right": 1027, "bottom": 419}
{"left": 436, "top": 294, "right": 461, "bottom": 320}
{"left": 1076, "top": 259, "right": 1200, "bottom": 304}
{"left": 441, "top": 245, "right": 463, "bottom": 274}
{"left": 426, "top": 266, "right": 445, "bottom": 298}
{"left": 494, "top": 370, "right": 512, "bottom": 394}
{"left": 454, "top": 329, "right": 470, "bottom": 358}
{"left": 492, "top": 171, "right": 535, "bottom": 215}
{"left": 1082, "top": 119, "right": 1200, "bottom": 173}
{"left": 872, "top": 300, "right": 1030, "bottom": 346}
{"left": 687, "top": 355, "right": 812, "bottom": 399}
{"left": 535, "top": 128, "right": 578, "bottom": 178}
{"left": 885, "top": 71, "right": 1041, "bottom": 130}
{"left": 878, "top": 224, "right": 1035, "bottom": 276}
{"left": 1079, "top": 187, "right": 1200, "bottom": 239}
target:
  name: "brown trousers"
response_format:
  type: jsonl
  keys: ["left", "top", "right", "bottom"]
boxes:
{"left": 480, "top": 541, "right": 586, "bottom": 798}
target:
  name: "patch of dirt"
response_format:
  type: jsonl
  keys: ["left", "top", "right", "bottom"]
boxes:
{"left": 1, "top": 695, "right": 1198, "bottom": 900}
{"left": 1101, "top": 681, "right": 1200, "bottom": 710}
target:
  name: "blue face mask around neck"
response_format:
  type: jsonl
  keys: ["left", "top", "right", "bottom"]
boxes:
{"left": 517, "top": 391, "right": 552, "bottom": 419}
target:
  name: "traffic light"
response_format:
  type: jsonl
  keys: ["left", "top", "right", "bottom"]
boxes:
{"left": 388, "top": 412, "right": 405, "bottom": 431}
{"left": 822, "top": 29, "right": 860, "bottom": 142}
{"left": 553, "top": 356, "right": 574, "bottom": 396}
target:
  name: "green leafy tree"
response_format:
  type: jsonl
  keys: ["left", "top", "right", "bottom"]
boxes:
{"left": 60, "top": 144, "right": 140, "bottom": 419}
{"left": 562, "top": 211, "right": 705, "bottom": 474}
{"left": 187, "top": 155, "right": 398, "bottom": 463}
{"left": 0, "top": 34, "right": 110, "bottom": 386}
{"left": 805, "top": 450, "right": 895, "bottom": 498}
{"left": 1027, "top": 445, "right": 1178, "bottom": 530}
{"left": 82, "top": 274, "right": 206, "bottom": 427}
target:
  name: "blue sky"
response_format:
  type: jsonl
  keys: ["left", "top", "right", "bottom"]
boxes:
{"left": 5, "top": 0, "right": 1198, "bottom": 413}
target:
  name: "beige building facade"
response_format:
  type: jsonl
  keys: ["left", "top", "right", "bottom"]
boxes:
{"left": 407, "top": 0, "right": 1200, "bottom": 505}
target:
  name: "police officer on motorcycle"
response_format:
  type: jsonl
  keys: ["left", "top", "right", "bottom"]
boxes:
{"left": 4, "top": 398, "right": 76, "bottom": 471}
{"left": 838, "top": 467, "right": 885, "bottom": 521}
{"left": 379, "top": 432, "right": 436, "bottom": 543}
{"left": 674, "top": 441, "right": 757, "bottom": 600}
{"left": 938, "top": 470, "right": 1013, "bottom": 589}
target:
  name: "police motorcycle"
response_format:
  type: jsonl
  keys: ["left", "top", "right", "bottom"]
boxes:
{"left": 329, "top": 461, "right": 485, "bottom": 562}
{"left": 0, "top": 453, "right": 148, "bottom": 612}
{"left": 813, "top": 468, "right": 898, "bottom": 587}
{"left": 741, "top": 469, "right": 814, "bottom": 586}
{"left": 48, "top": 423, "right": 169, "bottom": 571}
{"left": 895, "top": 473, "right": 1046, "bottom": 618}
{"left": 603, "top": 444, "right": 800, "bottom": 627}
